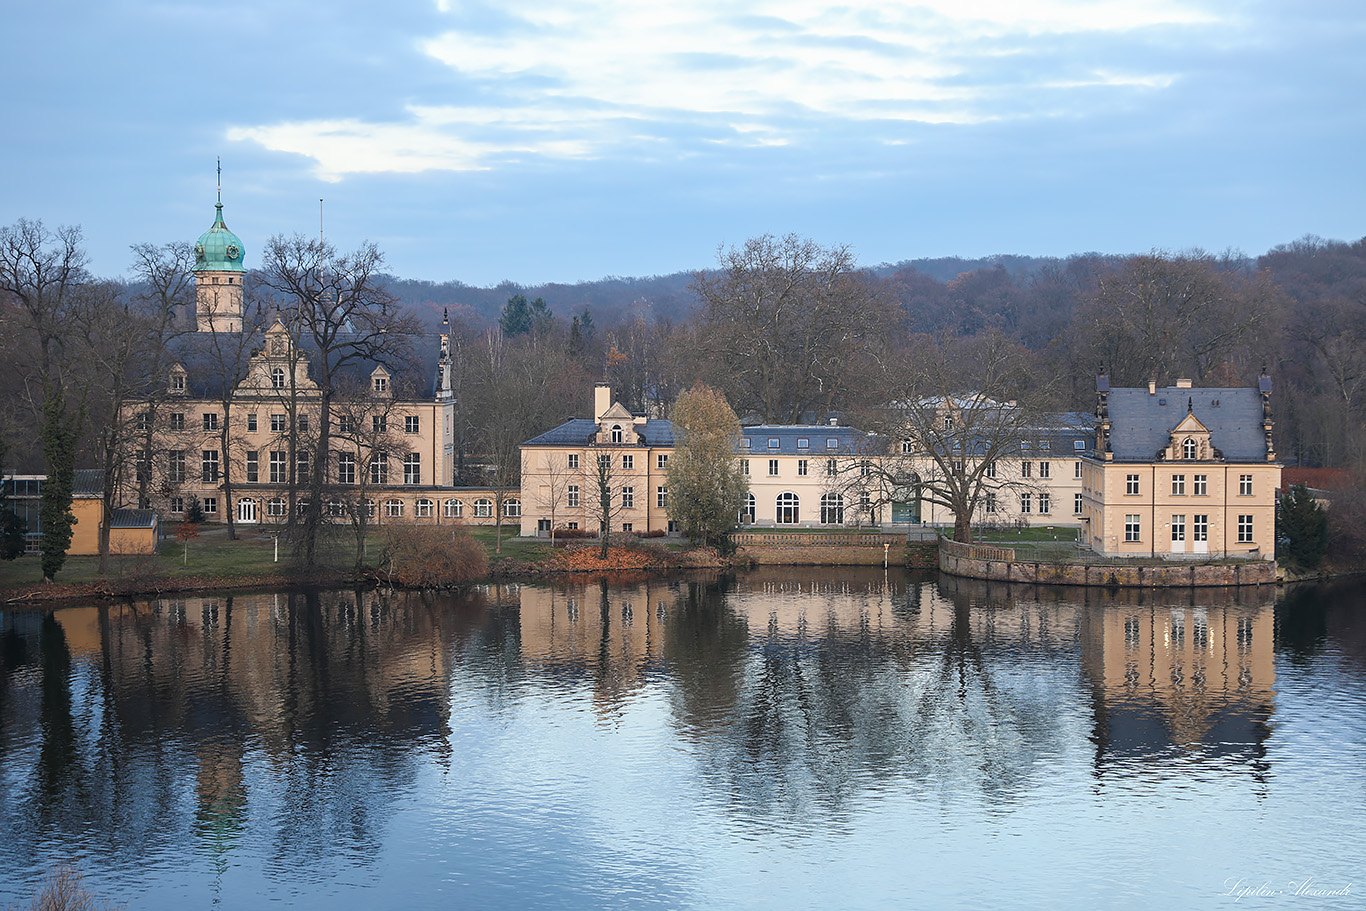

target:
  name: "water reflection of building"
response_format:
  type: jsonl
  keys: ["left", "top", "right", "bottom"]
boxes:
{"left": 1080, "top": 591, "right": 1275, "bottom": 763}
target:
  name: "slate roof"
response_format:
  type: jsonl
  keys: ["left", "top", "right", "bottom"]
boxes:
{"left": 524, "top": 418, "right": 677, "bottom": 447}
{"left": 1106, "top": 386, "right": 1268, "bottom": 462}
{"left": 167, "top": 330, "right": 446, "bottom": 400}
{"left": 740, "top": 425, "right": 868, "bottom": 456}
{"left": 73, "top": 469, "right": 104, "bottom": 498}
{"left": 109, "top": 508, "right": 158, "bottom": 529}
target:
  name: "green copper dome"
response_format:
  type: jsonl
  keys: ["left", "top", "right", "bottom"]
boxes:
{"left": 194, "top": 203, "right": 246, "bottom": 272}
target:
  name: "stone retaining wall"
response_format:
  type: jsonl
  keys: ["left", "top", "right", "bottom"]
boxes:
{"left": 939, "top": 543, "right": 1274, "bottom": 588}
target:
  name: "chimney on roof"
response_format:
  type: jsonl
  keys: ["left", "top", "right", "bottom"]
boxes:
{"left": 828, "top": 416, "right": 838, "bottom": 426}
{"left": 1176, "top": 378, "right": 1192, "bottom": 388}
{"left": 1148, "top": 380, "right": 1156, "bottom": 395}
{"left": 594, "top": 384, "right": 611, "bottom": 421}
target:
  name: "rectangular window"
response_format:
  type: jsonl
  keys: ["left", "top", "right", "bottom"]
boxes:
{"left": 1074, "top": 461, "right": 1083, "bottom": 479}
{"left": 270, "top": 451, "right": 287, "bottom": 483}
{"left": 622, "top": 455, "right": 634, "bottom": 470}
{"left": 370, "top": 455, "right": 388, "bottom": 485}
{"left": 337, "top": 452, "right": 356, "bottom": 484}
{"left": 271, "top": 414, "right": 286, "bottom": 433}
{"left": 1038, "top": 493, "right": 1051, "bottom": 514}
{"left": 1193, "top": 515, "right": 1208, "bottom": 542}
{"left": 136, "top": 412, "right": 152, "bottom": 433}
{"left": 1193, "top": 474, "right": 1208, "bottom": 496}
{"left": 203, "top": 413, "right": 219, "bottom": 431}
{"left": 169, "top": 497, "right": 184, "bottom": 515}
{"left": 768, "top": 459, "right": 779, "bottom": 477}
{"left": 1171, "top": 514, "right": 1185, "bottom": 542}
{"left": 985, "top": 462, "right": 997, "bottom": 479}
{"left": 985, "top": 493, "right": 997, "bottom": 514}
{"left": 826, "top": 459, "right": 837, "bottom": 476}
{"left": 405, "top": 415, "right": 419, "bottom": 434}
{"left": 768, "top": 438, "right": 780, "bottom": 450}
{"left": 373, "top": 376, "right": 388, "bottom": 394}
{"left": 297, "top": 414, "right": 309, "bottom": 433}
{"left": 621, "top": 523, "right": 633, "bottom": 533}
{"left": 741, "top": 438, "right": 751, "bottom": 449}
{"left": 201, "top": 450, "right": 219, "bottom": 482}
{"left": 338, "top": 415, "right": 356, "bottom": 434}
{"left": 1238, "top": 515, "right": 1254, "bottom": 542}
{"left": 168, "top": 450, "right": 185, "bottom": 483}
{"left": 1074, "top": 493, "right": 1084, "bottom": 515}
{"left": 245, "top": 451, "right": 258, "bottom": 483}
{"left": 797, "top": 438, "right": 809, "bottom": 450}
{"left": 657, "top": 454, "right": 669, "bottom": 470}
{"left": 568, "top": 453, "right": 579, "bottom": 470}
{"left": 1039, "top": 461, "right": 1051, "bottom": 479}
{"left": 826, "top": 438, "right": 838, "bottom": 449}
{"left": 1021, "top": 461, "right": 1032, "bottom": 478}
{"left": 1125, "top": 514, "right": 1141, "bottom": 542}
{"left": 373, "top": 416, "right": 387, "bottom": 434}
{"left": 1239, "top": 475, "right": 1253, "bottom": 496}
{"left": 403, "top": 453, "right": 421, "bottom": 485}
{"left": 797, "top": 459, "right": 808, "bottom": 477}
{"left": 169, "top": 412, "right": 185, "bottom": 431}
{"left": 1074, "top": 440, "right": 1086, "bottom": 451}
{"left": 740, "top": 459, "right": 750, "bottom": 475}
{"left": 201, "top": 497, "right": 217, "bottom": 515}
{"left": 1172, "top": 474, "right": 1185, "bottom": 496}
{"left": 135, "top": 450, "right": 150, "bottom": 483}
{"left": 598, "top": 454, "right": 611, "bottom": 471}
{"left": 247, "top": 413, "right": 258, "bottom": 433}
{"left": 1020, "top": 493, "right": 1032, "bottom": 514}
{"left": 296, "top": 451, "right": 310, "bottom": 483}
{"left": 1126, "top": 474, "right": 1140, "bottom": 495}
{"left": 901, "top": 440, "right": 914, "bottom": 455}
{"left": 621, "top": 486, "right": 634, "bottom": 509}
{"left": 657, "top": 486, "right": 668, "bottom": 508}
{"left": 567, "top": 485, "right": 580, "bottom": 508}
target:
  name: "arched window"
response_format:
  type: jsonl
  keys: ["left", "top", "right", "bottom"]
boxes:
{"left": 237, "top": 498, "right": 257, "bottom": 523}
{"left": 444, "top": 499, "right": 464, "bottom": 518}
{"left": 1183, "top": 438, "right": 1198, "bottom": 459}
{"left": 776, "top": 492, "right": 799, "bottom": 524}
{"left": 741, "top": 492, "right": 756, "bottom": 524}
{"left": 364, "top": 499, "right": 377, "bottom": 519}
{"left": 611, "top": 424, "right": 623, "bottom": 444}
{"left": 271, "top": 367, "right": 286, "bottom": 389}
{"left": 326, "top": 499, "right": 346, "bottom": 518}
{"left": 820, "top": 492, "right": 845, "bottom": 525}
{"left": 474, "top": 498, "right": 493, "bottom": 518}
{"left": 385, "top": 499, "right": 404, "bottom": 518}
{"left": 415, "top": 498, "right": 434, "bottom": 518}
{"left": 503, "top": 498, "right": 521, "bottom": 518}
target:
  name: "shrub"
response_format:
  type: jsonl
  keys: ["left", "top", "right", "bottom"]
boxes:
{"left": 380, "top": 526, "right": 488, "bottom": 588}
{"left": 553, "top": 526, "right": 594, "bottom": 540}
{"left": 20, "top": 863, "right": 122, "bottom": 911}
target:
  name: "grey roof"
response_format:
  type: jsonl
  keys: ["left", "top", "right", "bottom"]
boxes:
{"left": 1107, "top": 386, "right": 1267, "bottom": 462}
{"left": 740, "top": 425, "right": 868, "bottom": 455}
{"left": 73, "top": 469, "right": 104, "bottom": 498}
{"left": 524, "top": 418, "right": 678, "bottom": 447}
{"left": 167, "top": 330, "right": 446, "bottom": 400}
{"left": 109, "top": 508, "right": 158, "bottom": 529}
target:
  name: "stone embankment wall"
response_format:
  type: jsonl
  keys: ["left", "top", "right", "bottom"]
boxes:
{"left": 732, "top": 535, "right": 940, "bottom": 568}
{"left": 938, "top": 539, "right": 1275, "bottom": 587}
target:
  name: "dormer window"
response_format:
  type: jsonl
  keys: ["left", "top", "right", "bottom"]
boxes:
{"left": 611, "top": 424, "right": 623, "bottom": 444}
{"left": 768, "top": 438, "right": 780, "bottom": 450}
{"left": 1183, "top": 438, "right": 1197, "bottom": 459}
{"left": 373, "top": 375, "right": 388, "bottom": 394}
{"left": 170, "top": 373, "right": 185, "bottom": 393}
{"left": 271, "top": 367, "right": 286, "bottom": 389}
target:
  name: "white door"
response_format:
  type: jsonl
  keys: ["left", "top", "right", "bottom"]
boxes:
{"left": 238, "top": 498, "right": 257, "bottom": 523}
{"left": 1170, "top": 515, "right": 1186, "bottom": 554}
{"left": 1192, "top": 515, "right": 1209, "bottom": 554}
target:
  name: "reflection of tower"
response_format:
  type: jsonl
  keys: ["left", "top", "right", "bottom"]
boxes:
{"left": 193, "top": 170, "right": 246, "bottom": 333}
{"left": 1081, "top": 595, "right": 1275, "bottom": 764}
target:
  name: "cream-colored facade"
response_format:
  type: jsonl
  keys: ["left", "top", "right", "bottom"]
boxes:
{"left": 519, "top": 385, "right": 1093, "bottom": 537}
{"left": 1079, "top": 377, "right": 1280, "bottom": 559}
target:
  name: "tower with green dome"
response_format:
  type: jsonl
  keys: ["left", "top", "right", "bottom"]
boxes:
{"left": 194, "top": 199, "right": 246, "bottom": 333}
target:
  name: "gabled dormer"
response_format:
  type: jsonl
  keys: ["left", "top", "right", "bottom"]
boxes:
{"left": 596, "top": 402, "right": 638, "bottom": 445}
{"left": 1161, "top": 408, "right": 1221, "bottom": 461}
{"left": 370, "top": 366, "right": 392, "bottom": 397}
{"left": 243, "top": 320, "right": 317, "bottom": 393}
{"left": 168, "top": 364, "right": 188, "bottom": 395}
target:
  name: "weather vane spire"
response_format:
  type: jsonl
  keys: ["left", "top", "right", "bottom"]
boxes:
{"left": 217, "top": 156, "right": 222, "bottom": 205}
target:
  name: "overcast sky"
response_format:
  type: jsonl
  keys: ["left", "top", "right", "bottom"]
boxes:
{"left": 2, "top": 0, "right": 1361, "bottom": 285}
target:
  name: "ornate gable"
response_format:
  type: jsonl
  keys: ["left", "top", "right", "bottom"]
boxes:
{"left": 596, "top": 402, "right": 639, "bottom": 444}
{"left": 1160, "top": 409, "right": 1221, "bottom": 461}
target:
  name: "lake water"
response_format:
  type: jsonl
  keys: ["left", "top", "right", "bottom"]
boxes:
{"left": 1, "top": 569, "right": 1363, "bottom": 910}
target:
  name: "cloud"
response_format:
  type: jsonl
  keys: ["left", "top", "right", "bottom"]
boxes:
{"left": 230, "top": 0, "right": 1223, "bottom": 178}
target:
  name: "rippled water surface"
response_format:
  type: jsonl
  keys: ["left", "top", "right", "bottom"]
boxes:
{"left": 1, "top": 569, "right": 1364, "bottom": 909}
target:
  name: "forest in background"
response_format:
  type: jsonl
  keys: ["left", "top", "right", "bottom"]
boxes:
{"left": 4, "top": 222, "right": 1366, "bottom": 567}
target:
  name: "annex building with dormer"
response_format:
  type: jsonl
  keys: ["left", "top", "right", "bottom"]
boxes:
{"left": 1079, "top": 373, "right": 1280, "bottom": 559}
